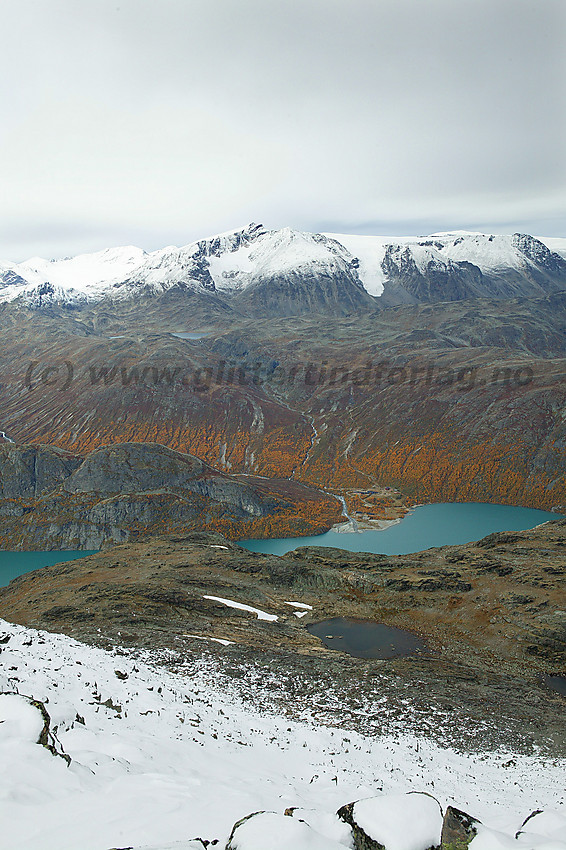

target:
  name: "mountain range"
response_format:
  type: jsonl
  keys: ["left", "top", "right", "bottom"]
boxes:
{"left": 2, "top": 224, "right": 565, "bottom": 317}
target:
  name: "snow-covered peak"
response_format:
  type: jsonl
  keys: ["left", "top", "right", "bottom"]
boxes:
{"left": 327, "top": 230, "right": 566, "bottom": 297}
{"left": 258, "top": 229, "right": 348, "bottom": 272}
{"left": 206, "top": 227, "right": 361, "bottom": 296}
{"left": 15, "top": 245, "right": 147, "bottom": 290}
{"left": 432, "top": 232, "right": 525, "bottom": 271}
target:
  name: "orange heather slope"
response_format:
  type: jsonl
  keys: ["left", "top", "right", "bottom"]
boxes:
{"left": 0, "top": 298, "right": 565, "bottom": 516}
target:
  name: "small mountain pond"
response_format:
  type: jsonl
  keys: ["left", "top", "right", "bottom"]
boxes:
{"left": 307, "top": 617, "right": 428, "bottom": 660}
{"left": 541, "top": 675, "right": 566, "bottom": 697}
{"left": 171, "top": 332, "right": 211, "bottom": 340}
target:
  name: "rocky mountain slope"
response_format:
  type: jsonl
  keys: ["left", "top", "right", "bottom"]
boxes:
{"left": 0, "top": 223, "right": 565, "bottom": 518}
{"left": 0, "top": 442, "right": 342, "bottom": 548}
{"left": 1, "top": 224, "right": 565, "bottom": 317}
{"left": 1, "top": 294, "right": 565, "bottom": 513}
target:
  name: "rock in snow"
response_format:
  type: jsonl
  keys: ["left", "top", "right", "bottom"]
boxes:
{"left": 440, "top": 805, "right": 480, "bottom": 848}
{"left": 225, "top": 811, "right": 349, "bottom": 849}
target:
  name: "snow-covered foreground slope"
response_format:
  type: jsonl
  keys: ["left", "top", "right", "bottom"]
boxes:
{"left": 0, "top": 619, "right": 564, "bottom": 850}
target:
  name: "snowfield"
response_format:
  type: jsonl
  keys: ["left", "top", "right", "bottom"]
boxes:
{"left": 0, "top": 618, "right": 564, "bottom": 850}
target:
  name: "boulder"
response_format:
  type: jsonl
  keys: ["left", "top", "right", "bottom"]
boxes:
{"left": 440, "top": 806, "right": 480, "bottom": 848}
{"left": 225, "top": 810, "right": 348, "bottom": 849}
{"left": 0, "top": 692, "right": 71, "bottom": 764}
{"left": 515, "top": 808, "right": 566, "bottom": 842}
{"left": 283, "top": 806, "right": 353, "bottom": 846}
{"left": 337, "top": 792, "right": 442, "bottom": 850}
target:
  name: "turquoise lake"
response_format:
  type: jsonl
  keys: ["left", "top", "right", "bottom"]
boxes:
{"left": 0, "top": 503, "right": 560, "bottom": 588}
{"left": 239, "top": 502, "right": 561, "bottom": 556}
{"left": 0, "top": 551, "right": 96, "bottom": 588}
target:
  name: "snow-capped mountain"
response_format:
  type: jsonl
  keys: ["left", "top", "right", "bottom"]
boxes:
{"left": 1, "top": 224, "right": 565, "bottom": 315}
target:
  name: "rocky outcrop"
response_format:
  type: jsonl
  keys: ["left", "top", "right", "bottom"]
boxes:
{"left": 62, "top": 443, "right": 277, "bottom": 518}
{"left": 380, "top": 245, "right": 483, "bottom": 303}
{"left": 512, "top": 233, "right": 566, "bottom": 280}
{"left": 62, "top": 443, "right": 204, "bottom": 494}
{"left": 0, "top": 442, "right": 342, "bottom": 548}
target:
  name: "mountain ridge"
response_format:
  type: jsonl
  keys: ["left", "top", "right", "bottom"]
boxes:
{"left": 2, "top": 224, "right": 565, "bottom": 316}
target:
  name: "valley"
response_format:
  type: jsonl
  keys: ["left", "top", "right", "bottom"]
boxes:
{"left": 0, "top": 225, "right": 565, "bottom": 840}
{"left": 3, "top": 5, "right": 566, "bottom": 845}
{"left": 1, "top": 292, "right": 565, "bottom": 520}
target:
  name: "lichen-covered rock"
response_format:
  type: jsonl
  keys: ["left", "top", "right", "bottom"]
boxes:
{"left": 338, "top": 792, "right": 442, "bottom": 850}
{"left": 440, "top": 806, "right": 480, "bottom": 849}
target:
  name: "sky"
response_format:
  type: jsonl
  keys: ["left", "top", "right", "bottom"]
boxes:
{"left": 1, "top": 0, "right": 565, "bottom": 260}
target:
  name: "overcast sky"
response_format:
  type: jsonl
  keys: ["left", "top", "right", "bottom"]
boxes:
{"left": 1, "top": 0, "right": 565, "bottom": 260}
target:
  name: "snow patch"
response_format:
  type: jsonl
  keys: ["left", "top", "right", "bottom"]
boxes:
{"left": 283, "top": 601, "right": 313, "bottom": 610}
{"left": 203, "top": 595, "right": 278, "bottom": 621}
{"left": 183, "top": 634, "right": 234, "bottom": 646}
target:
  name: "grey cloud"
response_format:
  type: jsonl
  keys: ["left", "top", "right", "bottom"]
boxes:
{"left": 1, "top": 0, "right": 564, "bottom": 260}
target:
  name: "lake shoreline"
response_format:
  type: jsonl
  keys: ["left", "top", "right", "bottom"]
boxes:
{"left": 2, "top": 521, "right": 564, "bottom": 757}
{"left": 239, "top": 502, "right": 562, "bottom": 557}
{"left": 1, "top": 503, "right": 563, "bottom": 585}
{"left": 330, "top": 516, "right": 404, "bottom": 534}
